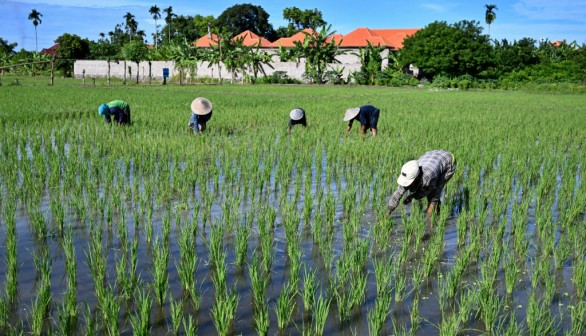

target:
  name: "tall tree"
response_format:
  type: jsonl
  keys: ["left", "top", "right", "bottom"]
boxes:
{"left": 281, "top": 7, "right": 325, "bottom": 36}
{"left": 123, "top": 12, "right": 138, "bottom": 42}
{"left": 163, "top": 6, "right": 175, "bottom": 44}
{"left": 485, "top": 4, "right": 498, "bottom": 38}
{"left": 122, "top": 40, "right": 149, "bottom": 83}
{"left": 216, "top": 4, "right": 275, "bottom": 40}
{"left": 286, "top": 25, "right": 345, "bottom": 83}
{"left": 149, "top": 5, "right": 161, "bottom": 48}
{"left": 54, "top": 33, "right": 90, "bottom": 77}
{"left": 28, "top": 9, "right": 43, "bottom": 52}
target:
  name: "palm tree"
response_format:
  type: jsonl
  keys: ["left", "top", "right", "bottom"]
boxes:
{"left": 28, "top": 9, "right": 43, "bottom": 52}
{"left": 485, "top": 4, "right": 498, "bottom": 38}
{"left": 123, "top": 12, "right": 137, "bottom": 42}
{"left": 149, "top": 5, "right": 161, "bottom": 49}
{"left": 163, "top": 6, "right": 175, "bottom": 44}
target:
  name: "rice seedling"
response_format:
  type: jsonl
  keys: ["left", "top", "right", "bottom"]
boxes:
{"left": 235, "top": 222, "right": 249, "bottom": 267}
{"left": 254, "top": 302, "right": 270, "bottom": 336}
{"left": 526, "top": 291, "right": 558, "bottom": 335}
{"left": 275, "top": 279, "right": 297, "bottom": 330}
{"left": 169, "top": 296, "right": 182, "bottom": 336}
{"left": 367, "top": 286, "right": 393, "bottom": 336}
{"left": 182, "top": 314, "right": 198, "bottom": 336}
{"left": 302, "top": 268, "right": 318, "bottom": 315}
{"left": 128, "top": 288, "right": 152, "bottom": 336}
{"left": 152, "top": 237, "right": 170, "bottom": 306}
{"left": 568, "top": 300, "right": 586, "bottom": 336}
{"left": 313, "top": 294, "right": 331, "bottom": 336}
{"left": 211, "top": 287, "right": 239, "bottom": 336}
{"left": 571, "top": 256, "right": 586, "bottom": 299}
{"left": 101, "top": 285, "right": 120, "bottom": 336}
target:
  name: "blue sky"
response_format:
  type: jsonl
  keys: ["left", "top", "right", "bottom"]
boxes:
{"left": 2, "top": 0, "right": 585, "bottom": 51}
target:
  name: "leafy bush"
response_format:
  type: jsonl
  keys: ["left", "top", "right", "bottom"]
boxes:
{"left": 254, "top": 71, "right": 302, "bottom": 84}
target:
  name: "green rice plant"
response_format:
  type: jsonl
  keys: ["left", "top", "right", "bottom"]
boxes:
{"left": 129, "top": 289, "right": 152, "bottom": 336}
{"left": 373, "top": 255, "right": 393, "bottom": 296}
{"left": 101, "top": 285, "right": 120, "bottom": 336}
{"left": 50, "top": 197, "right": 65, "bottom": 234}
{"left": 235, "top": 222, "right": 249, "bottom": 267}
{"left": 438, "top": 311, "right": 460, "bottom": 336}
{"left": 503, "top": 250, "right": 519, "bottom": 296}
{"left": 554, "top": 236, "right": 571, "bottom": 270}
{"left": 477, "top": 271, "right": 500, "bottom": 333}
{"left": 30, "top": 289, "right": 52, "bottom": 336}
{"left": 302, "top": 268, "right": 318, "bottom": 315}
{"left": 254, "top": 302, "right": 270, "bottom": 336}
{"left": 275, "top": 280, "right": 297, "bottom": 330}
{"left": 349, "top": 271, "right": 367, "bottom": 308}
{"left": 181, "top": 314, "right": 197, "bottom": 336}
{"left": 0, "top": 297, "right": 6, "bottom": 330}
{"left": 569, "top": 300, "right": 586, "bottom": 336}
{"left": 571, "top": 256, "right": 586, "bottom": 299}
{"left": 394, "top": 267, "right": 408, "bottom": 303}
{"left": 389, "top": 315, "right": 409, "bottom": 336}
{"left": 313, "top": 294, "right": 331, "bottom": 336}
{"left": 152, "top": 238, "right": 170, "bottom": 306}
{"left": 211, "top": 287, "right": 239, "bottom": 336}
{"left": 115, "top": 248, "right": 130, "bottom": 300}
{"left": 248, "top": 254, "right": 269, "bottom": 307}
{"left": 30, "top": 207, "right": 48, "bottom": 239}
{"left": 176, "top": 224, "right": 198, "bottom": 302}
{"left": 367, "top": 287, "right": 392, "bottom": 336}
{"left": 526, "top": 291, "right": 558, "bottom": 336}
{"left": 169, "top": 296, "right": 182, "bottom": 336}
{"left": 410, "top": 293, "right": 421, "bottom": 334}
{"left": 82, "top": 303, "right": 96, "bottom": 336}
{"left": 4, "top": 214, "right": 18, "bottom": 304}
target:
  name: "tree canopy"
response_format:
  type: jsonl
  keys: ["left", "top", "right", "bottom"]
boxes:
{"left": 216, "top": 4, "right": 276, "bottom": 40}
{"left": 399, "top": 20, "right": 493, "bottom": 78}
{"left": 279, "top": 7, "right": 326, "bottom": 37}
{"left": 55, "top": 33, "right": 90, "bottom": 76}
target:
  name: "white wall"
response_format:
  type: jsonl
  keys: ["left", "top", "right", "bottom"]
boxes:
{"left": 73, "top": 49, "right": 387, "bottom": 82}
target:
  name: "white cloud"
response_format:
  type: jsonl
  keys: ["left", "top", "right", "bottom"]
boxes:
{"left": 10, "top": 0, "right": 152, "bottom": 8}
{"left": 513, "top": 0, "right": 586, "bottom": 22}
{"left": 420, "top": 3, "right": 448, "bottom": 12}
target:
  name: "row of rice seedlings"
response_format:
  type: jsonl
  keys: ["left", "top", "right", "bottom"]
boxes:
{"left": 152, "top": 237, "right": 170, "bottom": 307}
{"left": 128, "top": 288, "right": 151, "bottom": 335}
{"left": 3, "top": 203, "right": 18, "bottom": 304}
{"left": 176, "top": 221, "right": 200, "bottom": 308}
{"left": 30, "top": 249, "right": 52, "bottom": 335}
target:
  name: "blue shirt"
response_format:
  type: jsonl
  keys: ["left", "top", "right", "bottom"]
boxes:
{"left": 349, "top": 105, "right": 380, "bottom": 129}
{"left": 188, "top": 112, "right": 212, "bottom": 133}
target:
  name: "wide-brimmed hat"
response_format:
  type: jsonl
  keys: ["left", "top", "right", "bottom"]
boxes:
{"left": 289, "top": 108, "right": 305, "bottom": 121}
{"left": 98, "top": 103, "right": 108, "bottom": 116}
{"left": 343, "top": 107, "right": 360, "bottom": 121}
{"left": 191, "top": 97, "right": 213, "bottom": 115}
{"left": 397, "top": 160, "right": 420, "bottom": 187}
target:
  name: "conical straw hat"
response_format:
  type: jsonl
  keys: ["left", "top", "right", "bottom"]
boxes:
{"left": 191, "top": 97, "right": 213, "bottom": 115}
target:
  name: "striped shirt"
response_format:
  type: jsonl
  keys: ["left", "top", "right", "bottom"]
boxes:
{"left": 387, "top": 150, "right": 455, "bottom": 212}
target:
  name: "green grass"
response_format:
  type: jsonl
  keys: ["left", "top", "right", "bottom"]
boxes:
{"left": 0, "top": 80, "right": 585, "bottom": 334}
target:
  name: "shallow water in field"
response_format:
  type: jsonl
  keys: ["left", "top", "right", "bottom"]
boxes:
{"left": 1, "top": 155, "right": 581, "bottom": 336}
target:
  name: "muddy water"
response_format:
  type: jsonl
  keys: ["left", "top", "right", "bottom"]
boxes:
{"left": 0, "top": 163, "right": 579, "bottom": 336}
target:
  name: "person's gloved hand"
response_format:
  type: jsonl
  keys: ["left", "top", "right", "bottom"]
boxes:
{"left": 403, "top": 194, "right": 414, "bottom": 205}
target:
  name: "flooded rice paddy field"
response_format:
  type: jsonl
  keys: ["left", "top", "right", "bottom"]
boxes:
{"left": 0, "top": 84, "right": 585, "bottom": 335}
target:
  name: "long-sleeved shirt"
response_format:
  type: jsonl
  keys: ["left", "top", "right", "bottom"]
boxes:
{"left": 105, "top": 100, "right": 130, "bottom": 124}
{"left": 188, "top": 111, "right": 212, "bottom": 133}
{"left": 348, "top": 105, "right": 380, "bottom": 130}
{"left": 387, "top": 150, "right": 455, "bottom": 212}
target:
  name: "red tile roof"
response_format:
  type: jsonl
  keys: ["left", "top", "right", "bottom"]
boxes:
{"left": 233, "top": 30, "right": 272, "bottom": 47}
{"left": 194, "top": 33, "right": 219, "bottom": 47}
{"left": 339, "top": 28, "right": 419, "bottom": 49}
{"left": 40, "top": 43, "right": 59, "bottom": 56}
{"left": 193, "top": 27, "right": 419, "bottom": 49}
{"left": 269, "top": 28, "right": 315, "bottom": 47}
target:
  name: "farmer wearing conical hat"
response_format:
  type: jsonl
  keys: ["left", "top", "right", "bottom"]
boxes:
{"left": 98, "top": 100, "right": 131, "bottom": 125}
{"left": 344, "top": 104, "right": 379, "bottom": 138}
{"left": 288, "top": 107, "right": 307, "bottom": 132}
{"left": 387, "top": 150, "right": 457, "bottom": 226}
{"left": 188, "top": 97, "right": 213, "bottom": 133}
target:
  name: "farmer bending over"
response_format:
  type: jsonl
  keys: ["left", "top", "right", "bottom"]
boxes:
{"left": 98, "top": 100, "right": 131, "bottom": 125}
{"left": 288, "top": 108, "right": 307, "bottom": 132}
{"left": 188, "top": 97, "right": 213, "bottom": 134}
{"left": 387, "top": 150, "right": 457, "bottom": 228}
{"left": 344, "top": 104, "right": 379, "bottom": 138}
